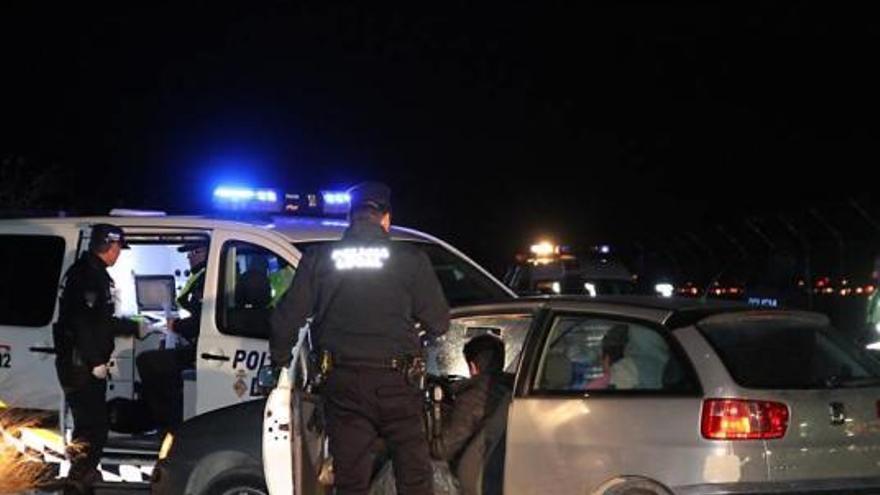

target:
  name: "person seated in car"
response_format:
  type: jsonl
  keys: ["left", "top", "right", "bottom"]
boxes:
{"left": 136, "top": 242, "right": 207, "bottom": 431}
{"left": 586, "top": 324, "right": 639, "bottom": 390}
{"left": 434, "top": 334, "right": 513, "bottom": 464}
{"left": 370, "top": 334, "right": 512, "bottom": 495}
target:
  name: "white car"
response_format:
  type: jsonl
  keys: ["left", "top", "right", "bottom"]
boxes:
{"left": 0, "top": 205, "right": 513, "bottom": 487}
{"left": 265, "top": 296, "right": 880, "bottom": 494}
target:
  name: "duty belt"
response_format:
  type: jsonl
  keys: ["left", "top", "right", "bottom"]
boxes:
{"left": 324, "top": 352, "right": 427, "bottom": 389}
{"left": 332, "top": 355, "right": 415, "bottom": 371}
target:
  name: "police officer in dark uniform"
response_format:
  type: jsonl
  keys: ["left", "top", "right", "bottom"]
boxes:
{"left": 55, "top": 224, "right": 140, "bottom": 494}
{"left": 270, "top": 182, "right": 450, "bottom": 495}
{"left": 136, "top": 242, "right": 207, "bottom": 430}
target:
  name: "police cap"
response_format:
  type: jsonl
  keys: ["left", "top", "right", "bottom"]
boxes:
{"left": 89, "top": 223, "right": 129, "bottom": 250}
{"left": 348, "top": 181, "right": 391, "bottom": 213}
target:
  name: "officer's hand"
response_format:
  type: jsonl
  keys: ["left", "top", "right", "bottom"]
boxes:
{"left": 91, "top": 364, "right": 109, "bottom": 380}
{"left": 137, "top": 320, "right": 152, "bottom": 339}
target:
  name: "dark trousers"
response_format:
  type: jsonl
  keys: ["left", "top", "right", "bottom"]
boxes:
{"left": 324, "top": 367, "right": 432, "bottom": 495}
{"left": 65, "top": 377, "right": 108, "bottom": 492}
{"left": 136, "top": 347, "right": 194, "bottom": 430}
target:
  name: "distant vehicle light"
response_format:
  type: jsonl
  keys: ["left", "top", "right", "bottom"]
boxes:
{"left": 551, "top": 281, "right": 561, "bottom": 294}
{"left": 584, "top": 282, "right": 597, "bottom": 297}
{"left": 598, "top": 245, "right": 611, "bottom": 254}
{"left": 530, "top": 242, "right": 556, "bottom": 257}
{"left": 654, "top": 283, "right": 674, "bottom": 298}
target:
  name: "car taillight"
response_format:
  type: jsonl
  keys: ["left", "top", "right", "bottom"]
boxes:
{"left": 701, "top": 399, "right": 789, "bottom": 440}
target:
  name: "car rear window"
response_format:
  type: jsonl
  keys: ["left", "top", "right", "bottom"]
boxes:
{"left": 699, "top": 317, "right": 880, "bottom": 389}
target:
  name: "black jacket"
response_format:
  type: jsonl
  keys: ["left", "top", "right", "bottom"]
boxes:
{"left": 55, "top": 252, "right": 138, "bottom": 388}
{"left": 270, "top": 222, "right": 450, "bottom": 366}
{"left": 435, "top": 372, "right": 514, "bottom": 463}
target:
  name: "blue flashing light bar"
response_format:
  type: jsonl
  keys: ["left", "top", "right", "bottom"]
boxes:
{"left": 321, "top": 191, "right": 351, "bottom": 215}
{"left": 211, "top": 186, "right": 353, "bottom": 217}
{"left": 213, "top": 186, "right": 281, "bottom": 212}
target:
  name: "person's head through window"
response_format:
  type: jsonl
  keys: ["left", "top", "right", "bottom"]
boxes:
{"left": 463, "top": 334, "right": 505, "bottom": 377}
{"left": 600, "top": 324, "right": 629, "bottom": 373}
{"left": 586, "top": 324, "right": 631, "bottom": 390}
{"left": 186, "top": 245, "right": 208, "bottom": 269}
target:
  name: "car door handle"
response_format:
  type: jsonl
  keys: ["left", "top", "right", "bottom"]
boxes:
{"left": 29, "top": 346, "right": 57, "bottom": 354}
{"left": 200, "top": 353, "right": 230, "bottom": 362}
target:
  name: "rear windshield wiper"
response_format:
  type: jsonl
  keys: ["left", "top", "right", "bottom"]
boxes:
{"left": 838, "top": 377, "right": 880, "bottom": 388}
{"left": 823, "top": 376, "right": 880, "bottom": 388}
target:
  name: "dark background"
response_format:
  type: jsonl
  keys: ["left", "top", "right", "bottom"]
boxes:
{"left": 2, "top": 2, "right": 879, "bottom": 278}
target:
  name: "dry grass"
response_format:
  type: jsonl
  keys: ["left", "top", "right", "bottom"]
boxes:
{"left": 0, "top": 408, "right": 57, "bottom": 494}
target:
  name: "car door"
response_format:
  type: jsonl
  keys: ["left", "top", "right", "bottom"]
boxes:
{"left": 196, "top": 228, "right": 300, "bottom": 415}
{"left": 0, "top": 222, "right": 78, "bottom": 411}
{"left": 505, "top": 307, "right": 705, "bottom": 495}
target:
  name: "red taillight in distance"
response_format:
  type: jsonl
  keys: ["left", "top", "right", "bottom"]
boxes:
{"left": 701, "top": 399, "right": 789, "bottom": 440}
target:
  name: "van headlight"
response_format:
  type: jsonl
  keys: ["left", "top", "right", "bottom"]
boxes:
{"left": 158, "top": 433, "right": 174, "bottom": 460}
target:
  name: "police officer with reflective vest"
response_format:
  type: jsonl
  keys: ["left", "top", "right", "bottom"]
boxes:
{"left": 136, "top": 243, "right": 207, "bottom": 430}
{"left": 55, "top": 224, "right": 140, "bottom": 494}
{"left": 270, "top": 182, "right": 450, "bottom": 495}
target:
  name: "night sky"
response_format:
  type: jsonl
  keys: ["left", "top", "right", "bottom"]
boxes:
{"left": 2, "top": 3, "right": 879, "bottom": 274}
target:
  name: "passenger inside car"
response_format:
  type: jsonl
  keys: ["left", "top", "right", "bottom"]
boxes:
{"left": 369, "top": 335, "right": 513, "bottom": 495}
{"left": 586, "top": 324, "right": 638, "bottom": 390}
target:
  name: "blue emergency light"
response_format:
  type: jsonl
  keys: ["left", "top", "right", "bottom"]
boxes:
{"left": 321, "top": 191, "right": 351, "bottom": 215}
{"left": 212, "top": 186, "right": 281, "bottom": 212}
{"left": 212, "top": 185, "right": 353, "bottom": 217}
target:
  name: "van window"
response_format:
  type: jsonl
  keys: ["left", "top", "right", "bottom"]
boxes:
{"left": 0, "top": 235, "right": 65, "bottom": 326}
{"left": 217, "top": 241, "right": 294, "bottom": 339}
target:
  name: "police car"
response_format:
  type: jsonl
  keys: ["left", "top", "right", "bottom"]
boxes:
{"left": 0, "top": 187, "right": 514, "bottom": 488}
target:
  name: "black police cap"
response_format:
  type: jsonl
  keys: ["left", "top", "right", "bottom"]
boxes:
{"left": 90, "top": 223, "right": 129, "bottom": 250}
{"left": 348, "top": 181, "right": 391, "bottom": 212}
{"left": 177, "top": 243, "right": 208, "bottom": 253}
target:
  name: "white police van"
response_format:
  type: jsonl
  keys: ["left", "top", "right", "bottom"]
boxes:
{"left": 0, "top": 187, "right": 514, "bottom": 486}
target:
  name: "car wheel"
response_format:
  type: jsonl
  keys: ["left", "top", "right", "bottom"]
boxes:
{"left": 593, "top": 476, "right": 673, "bottom": 495}
{"left": 203, "top": 472, "right": 268, "bottom": 495}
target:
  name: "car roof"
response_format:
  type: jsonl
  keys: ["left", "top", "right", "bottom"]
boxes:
{"left": 0, "top": 214, "right": 516, "bottom": 299}
{"left": 0, "top": 214, "right": 428, "bottom": 243}
{"left": 265, "top": 216, "right": 427, "bottom": 243}
{"left": 453, "top": 295, "right": 756, "bottom": 328}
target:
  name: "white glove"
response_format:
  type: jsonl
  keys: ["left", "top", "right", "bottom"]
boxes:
{"left": 91, "top": 364, "right": 109, "bottom": 380}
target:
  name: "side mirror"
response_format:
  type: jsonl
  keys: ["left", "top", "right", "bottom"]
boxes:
{"left": 257, "top": 366, "right": 280, "bottom": 390}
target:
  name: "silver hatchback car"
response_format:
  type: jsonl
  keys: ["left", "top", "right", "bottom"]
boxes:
{"left": 427, "top": 297, "right": 880, "bottom": 494}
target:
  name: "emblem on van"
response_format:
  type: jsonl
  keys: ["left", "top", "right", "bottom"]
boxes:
{"left": 829, "top": 402, "right": 846, "bottom": 425}
{"left": 234, "top": 370, "right": 248, "bottom": 398}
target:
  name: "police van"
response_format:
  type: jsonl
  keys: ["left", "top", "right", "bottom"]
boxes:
{"left": 0, "top": 187, "right": 514, "bottom": 486}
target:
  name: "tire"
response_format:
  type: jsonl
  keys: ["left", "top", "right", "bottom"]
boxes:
{"left": 593, "top": 476, "right": 673, "bottom": 495}
{"left": 203, "top": 471, "right": 268, "bottom": 495}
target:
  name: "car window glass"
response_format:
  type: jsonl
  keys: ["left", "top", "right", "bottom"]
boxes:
{"left": 535, "top": 315, "right": 694, "bottom": 393}
{"left": 427, "top": 314, "right": 532, "bottom": 377}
